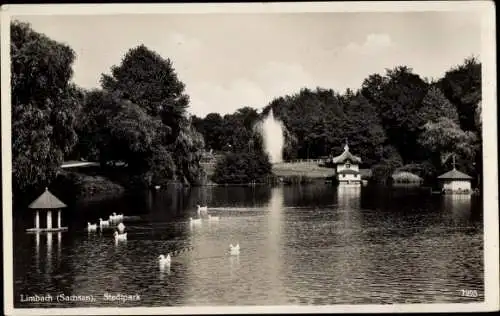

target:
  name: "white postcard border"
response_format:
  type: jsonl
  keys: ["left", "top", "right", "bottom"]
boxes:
{"left": 2, "top": 2, "right": 498, "bottom": 315}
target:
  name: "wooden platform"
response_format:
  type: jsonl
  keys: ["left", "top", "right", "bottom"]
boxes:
{"left": 26, "top": 227, "right": 68, "bottom": 233}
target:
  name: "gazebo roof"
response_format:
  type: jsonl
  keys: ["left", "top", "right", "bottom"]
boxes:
{"left": 332, "top": 143, "right": 361, "bottom": 164}
{"left": 28, "top": 187, "right": 67, "bottom": 209}
{"left": 437, "top": 168, "right": 473, "bottom": 180}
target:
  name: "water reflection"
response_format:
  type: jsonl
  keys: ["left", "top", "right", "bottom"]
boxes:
{"left": 46, "top": 233, "right": 53, "bottom": 277}
{"left": 34, "top": 233, "right": 40, "bottom": 272}
{"left": 443, "top": 195, "right": 472, "bottom": 224}
{"left": 14, "top": 184, "right": 484, "bottom": 307}
{"left": 265, "top": 187, "right": 285, "bottom": 301}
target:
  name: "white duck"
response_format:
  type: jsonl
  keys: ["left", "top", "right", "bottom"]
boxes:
{"left": 99, "top": 218, "right": 110, "bottom": 227}
{"left": 158, "top": 253, "right": 171, "bottom": 266}
{"left": 116, "top": 213, "right": 124, "bottom": 221}
{"left": 114, "top": 231, "right": 127, "bottom": 242}
{"left": 229, "top": 243, "right": 240, "bottom": 256}
{"left": 117, "top": 222, "right": 126, "bottom": 234}
{"left": 190, "top": 217, "right": 202, "bottom": 225}
{"left": 208, "top": 214, "right": 220, "bottom": 221}
{"left": 87, "top": 222, "right": 97, "bottom": 232}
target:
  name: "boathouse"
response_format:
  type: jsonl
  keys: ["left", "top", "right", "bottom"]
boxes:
{"left": 26, "top": 188, "right": 68, "bottom": 233}
{"left": 437, "top": 168, "right": 473, "bottom": 194}
{"left": 331, "top": 142, "right": 362, "bottom": 184}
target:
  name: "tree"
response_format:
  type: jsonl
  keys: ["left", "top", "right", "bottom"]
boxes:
{"left": 416, "top": 86, "right": 460, "bottom": 126}
{"left": 213, "top": 151, "right": 272, "bottom": 185}
{"left": 11, "top": 21, "right": 82, "bottom": 193}
{"left": 101, "top": 44, "right": 189, "bottom": 141}
{"left": 418, "top": 117, "right": 478, "bottom": 174}
{"left": 438, "top": 56, "right": 481, "bottom": 132}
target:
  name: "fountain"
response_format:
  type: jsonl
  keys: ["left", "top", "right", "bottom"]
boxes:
{"left": 258, "top": 109, "right": 285, "bottom": 164}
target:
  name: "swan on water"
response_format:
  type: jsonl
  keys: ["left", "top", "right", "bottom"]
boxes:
{"left": 117, "top": 222, "right": 125, "bottom": 233}
{"left": 197, "top": 205, "right": 208, "bottom": 212}
{"left": 158, "top": 253, "right": 171, "bottom": 265}
{"left": 87, "top": 222, "right": 97, "bottom": 232}
{"left": 114, "top": 231, "right": 127, "bottom": 241}
{"left": 208, "top": 214, "right": 219, "bottom": 221}
{"left": 99, "top": 218, "right": 110, "bottom": 227}
{"left": 229, "top": 243, "right": 240, "bottom": 255}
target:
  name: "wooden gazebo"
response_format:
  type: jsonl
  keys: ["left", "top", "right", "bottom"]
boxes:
{"left": 26, "top": 187, "right": 68, "bottom": 233}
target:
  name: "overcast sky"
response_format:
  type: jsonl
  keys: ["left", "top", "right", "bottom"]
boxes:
{"left": 15, "top": 11, "right": 481, "bottom": 117}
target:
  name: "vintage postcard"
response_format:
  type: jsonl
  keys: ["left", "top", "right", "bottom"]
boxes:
{"left": 2, "top": 1, "right": 498, "bottom": 315}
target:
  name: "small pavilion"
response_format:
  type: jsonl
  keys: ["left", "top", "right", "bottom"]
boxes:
{"left": 26, "top": 187, "right": 68, "bottom": 233}
{"left": 437, "top": 156, "right": 473, "bottom": 194}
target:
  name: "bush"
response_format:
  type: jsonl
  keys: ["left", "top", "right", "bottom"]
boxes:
{"left": 212, "top": 151, "right": 272, "bottom": 185}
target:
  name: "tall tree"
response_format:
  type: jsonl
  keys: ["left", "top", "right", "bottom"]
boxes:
{"left": 438, "top": 56, "right": 481, "bottom": 132}
{"left": 416, "top": 86, "right": 460, "bottom": 125}
{"left": 101, "top": 44, "right": 190, "bottom": 141}
{"left": 11, "top": 21, "right": 82, "bottom": 193}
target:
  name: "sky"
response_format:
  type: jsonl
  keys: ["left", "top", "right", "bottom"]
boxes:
{"left": 14, "top": 11, "right": 482, "bottom": 117}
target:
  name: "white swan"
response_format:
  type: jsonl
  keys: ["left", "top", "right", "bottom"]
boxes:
{"left": 158, "top": 253, "right": 171, "bottom": 265}
{"left": 197, "top": 204, "right": 208, "bottom": 212}
{"left": 99, "top": 218, "right": 110, "bottom": 227}
{"left": 229, "top": 243, "right": 240, "bottom": 256}
{"left": 117, "top": 222, "right": 126, "bottom": 234}
{"left": 116, "top": 213, "right": 124, "bottom": 221}
{"left": 87, "top": 222, "right": 97, "bottom": 232}
{"left": 114, "top": 231, "right": 127, "bottom": 241}
{"left": 190, "top": 217, "right": 202, "bottom": 225}
{"left": 208, "top": 214, "right": 219, "bottom": 221}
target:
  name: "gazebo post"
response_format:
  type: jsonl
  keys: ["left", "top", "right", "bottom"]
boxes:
{"left": 35, "top": 210, "right": 40, "bottom": 230}
{"left": 57, "top": 209, "right": 61, "bottom": 228}
{"left": 47, "top": 210, "right": 52, "bottom": 230}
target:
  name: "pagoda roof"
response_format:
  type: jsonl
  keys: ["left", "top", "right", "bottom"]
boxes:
{"left": 28, "top": 188, "right": 67, "bottom": 209}
{"left": 332, "top": 144, "right": 361, "bottom": 164}
{"left": 437, "top": 168, "right": 473, "bottom": 180}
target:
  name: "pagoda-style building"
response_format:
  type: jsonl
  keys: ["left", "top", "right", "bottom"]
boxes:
{"left": 331, "top": 141, "right": 362, "bottom": 185}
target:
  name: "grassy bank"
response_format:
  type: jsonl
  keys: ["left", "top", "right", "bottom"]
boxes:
{"left": 272, "top": 162, "right": 336, "bottom": 178}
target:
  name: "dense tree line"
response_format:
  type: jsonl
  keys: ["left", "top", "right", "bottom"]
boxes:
{"left": 194, "top": 59, "right": 482, "bottom": 183}
{"left": 11, "top": 22, "right": 206, "bottom": 196}
{"left": 11, "top": 20, "right": 482, "bottom": 192}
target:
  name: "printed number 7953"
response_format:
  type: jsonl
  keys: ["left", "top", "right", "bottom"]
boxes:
{"left": 460, "top": 289, "right": 478, "bottom": 297}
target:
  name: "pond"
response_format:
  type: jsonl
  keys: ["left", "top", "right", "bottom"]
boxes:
{"left": 12, "top": 184, "right": 484, "bottom": 307}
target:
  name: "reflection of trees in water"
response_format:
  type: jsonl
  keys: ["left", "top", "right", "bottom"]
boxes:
{"left": 203, "top": 186, "right": 272, "bottom": 207}
{"left": 282, "top": 184, "right": 337, "bottom": 207}
{"left": 14, "top": 231, "right": 76, "bottom": 307}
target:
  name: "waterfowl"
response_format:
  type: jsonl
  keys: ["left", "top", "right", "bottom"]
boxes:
{"left": 114, "top": 231, "right": 127, "bottom": 241}
{"left": 229, "top": 243, "right": 240, "bottom": 256}
{"left": 197, "top": 205, "right": 208, "bottom": 212}
{"left": 99, "top": 218, "right": 110, "bottom": 227}
{"left": 87, "top": 222, "right": 97, "bottom": 232}
{"left": 208, "top": 214, "right": 220, "bottom": 221}
{"left": 154, "top": 185, "right": 161, "bottom": 190}
{"left": 158, "top": 253, "right": 171, "bottom": 265}
{"left": 117, "top": 222, "right": 126, "bottom": 234}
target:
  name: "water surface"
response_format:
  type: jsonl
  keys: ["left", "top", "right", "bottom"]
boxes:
{"left": 13, "top": 184, "right": 484, "bottom": 307}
